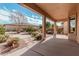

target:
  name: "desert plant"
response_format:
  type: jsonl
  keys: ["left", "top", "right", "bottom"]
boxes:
{"left": 5, "top": 37, "right": 19, "bottom": 48}
{"left": 0, "top": 37, "right": 19, "bottom": 54}
{"left": 34, "top": 33, "right": 42, "bottom": 41}
{"left": 5, "top": 35, "right": 9, "bottom": 39}
{"left": 31, "top": 32, "right": 37, "bottom": 37}
{"left": 0, "top": 35, "right": 9, "bottom": 43}
{"left": 26, "top": 26, "right": 35, "bottom": 34}
{"left": 31, "top": 31, "right": 39, "bottom": 37}
{"left": 0, "top": 26, "right": 5, "bottom": 35}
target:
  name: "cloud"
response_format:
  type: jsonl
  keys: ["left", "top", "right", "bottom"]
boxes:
{"left": 0, "top": 14, "right": 9, "bottom": 20}
{"left": 12, "top": 9, "right": 17, "bottom": 12}
{"left": 0, "top": 9, "right": 10, "bottom": 20}
{"left": 0, "top": 9, "right": 12, "bottom": 24}
{"left": 26, "top": 15, "right": 42, "bottom": 25}
{"left": 0, "top": 9, "right": 11, "bottom": 16}
{"left": 0, "top": 8, "right": 42, "bottom": 25}
{"left": 3, "top": 6, "right": 9, "bottom": 11}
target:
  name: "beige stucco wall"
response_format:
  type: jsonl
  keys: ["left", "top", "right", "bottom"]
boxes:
{"left": 68, "top": 15, "right": 77, "bottom": 42}
{"left": 77, "top": 18, "right": 79, "bottom": 43}
{"left": 68, "top": 33, "right": 77, "bottom": 42}
{"left": 63, "top": 21, "right": 68, "bottom": 35}
{"left": 76, "top": 7, "right": 79, "bottom": 43}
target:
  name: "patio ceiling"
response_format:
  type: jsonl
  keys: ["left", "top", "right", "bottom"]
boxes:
{"left": 36, "top": 3, "right": 77, "bottom": 21}
{"left": 21, "top": 3, "right": 77, "bottom": 21}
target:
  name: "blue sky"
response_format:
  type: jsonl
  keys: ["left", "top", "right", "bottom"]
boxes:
{"left": 0, "top": 3, "right": 42, "bottom": 25}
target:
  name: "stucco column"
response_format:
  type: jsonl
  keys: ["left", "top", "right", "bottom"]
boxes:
{"left": 76, "top": 11, "right": 79, "bottom": 43}
{"left": 53, "top": 21, "right": 57, "bottom": 39}
{"left": 63, "top": 21, "right": 69, "bottom": 35}
{"left": 42, "top": 16, "right": 46, "bottom": 40}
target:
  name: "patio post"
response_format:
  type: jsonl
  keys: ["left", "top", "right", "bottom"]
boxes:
{"left": 42, "top": 16, "right": 46, "bottom": 41}
{"left": 53, "top": 21, "right": 57, "bottom": 39}
{"left": 63, "top": 21, "right": 69, "bottom": 35}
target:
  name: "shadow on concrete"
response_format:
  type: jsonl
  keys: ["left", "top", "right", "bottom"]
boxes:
{"left": 21, "top": 36, "right": 79, "bottom": 56}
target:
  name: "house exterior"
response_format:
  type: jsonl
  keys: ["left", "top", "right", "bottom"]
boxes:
{"left": 1, "top": 24, "right": 39, "bottom": 32}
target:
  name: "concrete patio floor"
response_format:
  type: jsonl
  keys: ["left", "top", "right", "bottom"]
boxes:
{"left": 21, "top": 34, "right": 79, "bottom": 56}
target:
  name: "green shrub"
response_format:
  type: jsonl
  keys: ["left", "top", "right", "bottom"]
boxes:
{"left": 0, "top": 35, "right": 9, "bottom": 43}
{"left": 5, "top": 35, "right": 9, "bottom": 39}
{"left": 26, "top": 26, "right": 35, "bottom": 34}
{"left": 31, "top": 32, "right": 38, "bottom": 37}
{"left": 34, "top": 33, "right": 42, "bottom": 41}
{"left": 0, "top": 26, "right": 5, "bottom": 35}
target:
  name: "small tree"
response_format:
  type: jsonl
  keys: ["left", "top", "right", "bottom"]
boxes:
{"left": 10, "top": 10, "right": 27, "bottom": 33}
{"left": 46, "top": 22, "right": 51, "bottom": 29}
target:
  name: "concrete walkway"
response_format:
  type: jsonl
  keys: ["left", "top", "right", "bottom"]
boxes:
{"left": 21, "top": 35, "right": 79, "bottom": 56}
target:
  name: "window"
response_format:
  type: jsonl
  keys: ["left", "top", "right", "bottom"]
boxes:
{"left": 69, "top": 15, "right": 76, "bottom": 33}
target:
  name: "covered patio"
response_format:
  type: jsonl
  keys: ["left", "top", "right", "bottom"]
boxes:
{"left": 20, "top": 3, "right": 77, "bottom": 41}
{"left": 19, "top": 3, "right": 79, "bottom": 56}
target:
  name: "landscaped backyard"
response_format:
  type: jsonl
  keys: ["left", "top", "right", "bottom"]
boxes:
{"left": 0, "top": 25, "right": 43, "bottom": 55}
